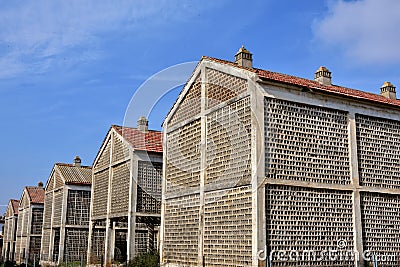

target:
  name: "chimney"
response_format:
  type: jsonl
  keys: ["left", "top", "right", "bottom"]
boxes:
{"left": 74, "top": 156, "right": 82, "bottom": 167}
{"left": 380, "top": 81, "right": 397, "bottom": 100}
{"left": 315, "top": 66, "right": 332, "bottom": 86}
{"left": 137, "top": 116, "right": 149, "bottom": 132}
{"left": 234, "top": 45, "right": 253, "bottom": 68}
{"left": 37, "top": 181, "right": 43, "bottom": 188}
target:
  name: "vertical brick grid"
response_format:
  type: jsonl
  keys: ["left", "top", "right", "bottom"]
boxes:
{"left": 356, "top": 114, "right": 400, "bottom": 189}
{"left": 166, "top": 119, "right": 201, "bottom": 195}
{"left": 265, "top": 97, "right": 350, "bottom": 185}
{"left": 169, "top": 74, "right": 202, "bottom": 126}
{"left": 205, "top": 68, "right": 247, "bottom": 109}
{"left": 206, "top": 97, "right": 251, "bottom": 188}
{"left": 163, "top": 194, "right": 200, "bottom": 265}
{"left": 203, "top": 186, "right": 253, "bottom": 266}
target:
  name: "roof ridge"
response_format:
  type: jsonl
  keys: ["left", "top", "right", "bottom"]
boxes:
{"left": 55, "top": 162, "right": 92, "bottom": 169}
{"left": 203, "top": 56, "right": 400, "bottom": 108}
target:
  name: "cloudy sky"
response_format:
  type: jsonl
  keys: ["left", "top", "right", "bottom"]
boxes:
{"left": 1, "top": 0, "right": 400, "bottom": 213}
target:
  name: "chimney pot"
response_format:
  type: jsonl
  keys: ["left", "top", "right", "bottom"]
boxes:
{"left": 234, "top": 45, "right": 253, "bottom": 68}
{"left": 380, "top": 81, "right": 397, "bottom": 100}
{"left": 137, "top": 116, "right": 149, "bottom": 132}
{"left": 315, "top": 66, "right": 332, "bottom": 85}
{"left": 74, "top": 156, "right": 82, "bottom": 167}
{"left": 38, "top": 181, "right": 43, "bottom": 188}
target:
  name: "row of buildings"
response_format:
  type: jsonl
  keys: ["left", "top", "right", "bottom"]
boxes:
{"left": 2, "top": 46, "right": 400, "bottom": 266}
{"left": 2, "top": 119, "right": 163, "bottom": 266}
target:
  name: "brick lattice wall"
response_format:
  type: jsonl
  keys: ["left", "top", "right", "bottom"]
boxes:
{"left": 265, "top": 184, "right": 354, "bottom": 267}
{"left": 169, "top": 74, "right": 202, "bottom": 126}
{"left": 361, "top": 192, "right": 400, "bottom": 266}
{"left": 203, "top": 185, "right": 253, "bottom": 266}
{"left": 265, "top": 98, "right": 350, "bottom": 185}
{"left": 356, "top": 114, "right": 400, "bottom": 189}
{"left": 206, "top": 97, "right": 251, "bottom": 189}
{"left": 205, "top": 68, "right": 247, "bottom": 108}
{"left": 163, "top": 194, "right": 200, "bottom": 265}
{"left": 92, "top": 170, "right": 109, "bottom": 217}
{"left": 137, "top": 161, "right": 162, "bottom": 213}
{"left": 166, "top": 119, "right": 201, "bottom": 195}
{"left": 110, "top": 162, "right": 130, "bottom": 215}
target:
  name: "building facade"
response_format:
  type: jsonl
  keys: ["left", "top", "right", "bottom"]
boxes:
{"left": 40, "top": 157, "right": 92, "bottom": 266}
{"left": 2, "top": 199, "right": 19, "bottom": 262}
{"left": 88, "top": 118, "right": 163, "bottom": 265}
{"left": 161, "top": 47, "right": 400, "bottom": 267}
{"left": 15, "top": 184, "right": 44, "bottom": 264}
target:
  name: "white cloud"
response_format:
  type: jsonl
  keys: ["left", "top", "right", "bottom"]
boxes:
{"left": 0, "top": 0, "right": 216, "bottom": 79}
{"left": 314, "top": 0, "right": 400, "bottom": 64}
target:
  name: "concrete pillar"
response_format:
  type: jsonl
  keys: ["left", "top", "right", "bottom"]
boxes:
{"left": 250, "top": 76, "right": 266, "bottom": 267}
{"left": 127, "top": 154, "right": 138, "bottom": 261}
{"left": 348, "top": 112, "right": 364, "bottom": 267}
{"left": 197, "top": 66, "right": 207, "bottom": 266}
{"left": 58, "top": 188, "right": 69, "bottom": 263}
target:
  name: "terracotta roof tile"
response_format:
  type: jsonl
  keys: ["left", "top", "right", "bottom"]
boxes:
{"left": 11, "top": 199, "right": 19, "bottom": 215}
{"left": 202, "top": 56, "right": 400, "bottom": 108}
{"left": 55, "top": 164, "right": 92, "bottom": 185}
{"left": 112, "top": 125, "right": 163, "bottom": 153}
{"left": 25, "top": 186, "right": 45, "bottom": 204}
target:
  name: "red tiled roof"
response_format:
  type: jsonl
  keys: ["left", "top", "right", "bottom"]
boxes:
{"left": 10, "top": 199, "right": 19, "bottom": 215}
{"left": 202, "top": 56, "right": 400, "bottom": 108}
{"left": 55, "top": 163, "right": 92, "bottom": 185}
{"left": 112, "top": 125, "right": 163, "bottom": 153}
{"left": 25, "top": 186, "right": 45, "bottom": 204}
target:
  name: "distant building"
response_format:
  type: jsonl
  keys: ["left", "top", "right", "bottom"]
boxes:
{"left": 161, "top": 47, "right": 400, "bottom": 266}
{"left": 88, "top": 118, "right": 162, "bottom": 265}
{"left": 40, "top": 157, "right": 92, "bottom": 266}
{"left": 2, "top": 199, "right": 19, "bottom": 262}
{"left": 15, "top": 184, "right": 45, "bottom": 264}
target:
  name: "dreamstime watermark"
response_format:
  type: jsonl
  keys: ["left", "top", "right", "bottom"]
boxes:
{"left": 257, "top": 240, "right": 395, "bottom": 263}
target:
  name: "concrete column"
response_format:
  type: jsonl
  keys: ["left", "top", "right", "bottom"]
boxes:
{"left": 104, "top": 133, "right": 114, "bottom": 266}
{"left": 348, "top": 112, "right": 364, "bottom": 267}
{"left": 127, "top": 154, "right": 138, "bottom": 261}
{"left": 250, "top": 76, "right": 266, "bottom": 267}
{"left": 197, "top": 65, "right": 207, "bottom": 266}
{"left": 159, "top": 128, "right": 168, "bottom": 264}
{"left": 58, "top": 188, "right": 69, "bottom": 263}
{"left": 86, "top": 221, "right": 94, "bottom": 265}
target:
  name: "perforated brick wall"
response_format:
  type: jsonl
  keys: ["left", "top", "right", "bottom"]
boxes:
{"left": 265, "top": 184, "right": 354, "bottom": 267}
{"left": 361, "top": 192, "right": 400, "bottom": 266}
{"left": 92, "top": 170, "right": 109, "bottom": 217}
{"left": 110, "top": 162, "right": 130, "bottom": 215}
{"left": 41, "top": 229, "right": 51, "bottom": 261}
{"left": 55, "top": 171, "right": 64, "bottom": 190}
{"left": 205, "top": 68, "right": 247, "bottom": 108}
{"left": 356, "top": 114, "right": 400, "bottom": 189}
{"left": 203, "top": 185, "right": 253, "bottom": 266}
{"left": 163, "top": 194, "right": 200, "bottom": 265}
{"left": 264, "top": 98, "right": 351, "bottom": 185}
{"left": 96, "top": 140, "right": 111, "bottom": 171}
{"left": 43, "top": 193, "right": 52, "bottom": 229}
{"left": 112, "top": 134, "right": 129, "bottom": 163}
{"left": 31, "top": 208, "right": 43, "bottom": 235}
{"left": 206, "top": 97, "right": 251, "bottom": 188}
{"left": 169, "top": 74, "right": 202, "bottom": 126}
{"left": 166, "top": 119, "right": 201, "bottom": 195}
{"left": 53, "top": 191, "right": 63, "bottom": 226}
{"left": 64, "top": 229, "right": 89, "bottom": 262}
{"left": 137, "top": 161, "right": 162, "bottom": 213}
{"left": 66, "top": 190, "right": 91, "bottom": 225}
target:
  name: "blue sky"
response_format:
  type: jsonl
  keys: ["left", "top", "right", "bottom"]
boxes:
{"left": 1, "top": 0, "right": 400, "bottom": 214}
